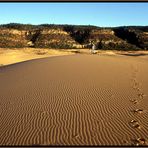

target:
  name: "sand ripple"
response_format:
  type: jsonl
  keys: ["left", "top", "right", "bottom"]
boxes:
{"left": 0, "top": 55, "right": 148, "bottom": 146}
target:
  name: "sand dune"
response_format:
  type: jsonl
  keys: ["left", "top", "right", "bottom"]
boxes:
{"left": 0, "top": 48, "right": 75, "bottom": 66}
{"left": 0, "top": 54, "right": 148, "bottom": 146}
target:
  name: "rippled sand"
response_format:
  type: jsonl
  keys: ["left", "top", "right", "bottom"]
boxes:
{"left": 0, "top": 54, "right": 148, "bottom": 146}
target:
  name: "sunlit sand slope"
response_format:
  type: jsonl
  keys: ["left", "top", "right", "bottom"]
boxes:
{"left": 0, "top": 54, "right": 148, "bottom": 146}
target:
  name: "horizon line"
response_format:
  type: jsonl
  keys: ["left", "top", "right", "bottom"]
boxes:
{"left": 0, "top": 22, "right": 148, "bottom": 28}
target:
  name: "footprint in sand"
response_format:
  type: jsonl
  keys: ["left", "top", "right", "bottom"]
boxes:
{"left": 133, "top": 82, "right": 139, "bottom": 88}
{"left": 130, "top": 99, "right": 138, "bottom": 104}
{"left": 136, "top": 88, "right": 141, "bottom": 92}
{"left": 129, "top": 120, "right": 141, "bottom": 129}
{"left": 132, "top": 86, "right": 141, "bottom": 91}
{"left": 138, "top": 93, "right": 146, "bottom": 99}
{"left": 133, "top": 109, "right": 144, "bottom": 114}
{"left": 132, "top": 138, "right": 148, "bottom": 146}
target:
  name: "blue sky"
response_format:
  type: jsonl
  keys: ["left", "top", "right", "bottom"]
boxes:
{"left": 0, "top": 3, "right": 148, "bottom": 27}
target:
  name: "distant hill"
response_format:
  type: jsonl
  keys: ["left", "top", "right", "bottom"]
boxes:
{"left": 0, "top": 23, "right": 148, "bottom": 50}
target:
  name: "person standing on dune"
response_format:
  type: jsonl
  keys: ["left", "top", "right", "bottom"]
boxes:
{"left": 91, "top": 43, "right": 95, "bottom": 54}
{"left": 89, "top": 41, "right": 93, "bottom": 53}
{"left": 89, "top": 41, "right": 94, "bottom": 54}
{"left": 91, "top": 42, "right": 97, "bottom": 54}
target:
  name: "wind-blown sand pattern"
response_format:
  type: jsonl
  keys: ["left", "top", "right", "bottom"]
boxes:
{"left": 0, "top": 54, "right": 148, "bottom": 146}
